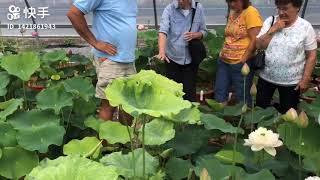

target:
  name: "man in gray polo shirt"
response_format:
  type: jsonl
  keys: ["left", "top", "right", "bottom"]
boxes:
{"left": 156, "top": 0, "right": 207, "bottom": 101}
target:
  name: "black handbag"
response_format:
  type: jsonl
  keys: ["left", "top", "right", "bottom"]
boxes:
{"left": 188, "top": 2, "right": 206, "bottom": 65}
{"left": 252, "top": 16, "right": 275, "bottom": 70}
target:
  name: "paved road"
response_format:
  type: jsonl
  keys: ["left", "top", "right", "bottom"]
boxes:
{"left": 1, "top": 1, "right": 319, "bottom": 36}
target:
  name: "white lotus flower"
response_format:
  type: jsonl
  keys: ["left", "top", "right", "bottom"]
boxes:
{"left": 305, "top": 176, "right": 320, "bottom": 180}
{"left": 244, "top": 127, "right": 283, "bottom": 156}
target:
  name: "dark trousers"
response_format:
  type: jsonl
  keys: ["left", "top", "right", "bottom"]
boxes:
{"left": 165, "top": 61, "right": 198, "bottom": 102}
{"left": 256, "top": 78, "right": 300, "bottom": 114}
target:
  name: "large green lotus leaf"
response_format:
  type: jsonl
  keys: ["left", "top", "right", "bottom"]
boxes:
{"left": 244, "top": 107, "right": 278, "bottom": 125}
{"left": 0, "top": 98, "right": 23, "bottom": 122}
{"left": 0, "top": 122, "right": 17, "bottom": 147}
{"left": 300, "top": 97, "right": 320, "bottom": 120}
{"left": 70, "top": 54, "right": 90, "bottom": 65}
{"left": 165, "top": 106, "right": 201, "bottom": 124}
{"left": 62, "top": 77, "right": 95, "bottom": 101}
{"left": 0, "top": 147, "right": 38, "bottom": 179}
{"left": 278, "top": 122, "right": 320, "bottom": 157}
{"left": 99, "top": 121, "right": 133, "bottom": 144}
{"left": 303, "top": 152, "right": 320, "bottom": 175}
{"left": 36, "top": 85, "right": 73, "bottom": 114}
{"left": 73, "top": 98, "right": 96, "bottom": 116}
{"left": 223, "top": 103, "right": 244, "bottom": 117}
{"left": 8, "top": 110, "right": 65, "bottom": 153}
{"left": 100, "top": 148, "right": 159, "bottom": 178}
{"left": 206, "top": 99, "right": 225, "bottom": 112}
{"left": 195, "top": 155, "right": 243, "bottom": 179}
{"left": 139, "top": 118, "right": 175, "bottom": 145}
{"left": 42, "top": 50, "right": 67, "bottom": 64}
{"left": 84, "top": 116, "right": 104, "bottom": 132}
{"left": 164, "top": 125, "right": 214, "bottom": 157}
{"left": 244, "top": 169, "right": 275, "bottom": 180}
{"left": 0, "top": 89, "right": 7, "bottom": 97}
{"left": 26, "top": 156, "right": 118, "bottom": 180}
{"left": 195, "top": 155, "right": 275, "bottom": 180}
{"left": 63, "top": 137, "right": 102, "bottom": 158}
{"left": 214, "top": 150, "right": 245, "bottom": 164}
{"left": 105, "top": 70, "right": 191, "bottom": 117}
{"left": 201, "top": 113, "right": 244, "bottom": 134}
{"left": 0, "top": 52, "right": 40, "bottom": 81}
{"left": 0, "top": 71, "right": 10, "bottom": 96}
{"left": 127, "top": 70, "right": 184, "bottom": 97}
{"left": 165, "top": 157, "right": 193, "bottom": 180}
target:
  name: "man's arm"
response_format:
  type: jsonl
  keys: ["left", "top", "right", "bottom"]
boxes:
{"left": 67, "top": 5, "right": 117, "bottom": 55}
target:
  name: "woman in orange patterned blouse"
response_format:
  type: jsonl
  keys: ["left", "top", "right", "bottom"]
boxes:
{"left": 214, "top": 0, "right": 263, "bottom": 105}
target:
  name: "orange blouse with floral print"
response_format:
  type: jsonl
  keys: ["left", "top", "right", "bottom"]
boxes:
{"left": 220, "top": 6, "right": 263, "bottom": 64}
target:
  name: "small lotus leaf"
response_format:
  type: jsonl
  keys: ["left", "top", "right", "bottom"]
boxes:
{"left": 36, "top": 85, "right": 73, "bottom": 114}
{"left": 100, "top": 148, "right": 159, "bottom": 178}
{"left": 0, "top": 71, "right": 10, "bottom": 96}
{"left": 99, "top": 121, "right": 133, "bottom": 144}
{"left": 84, "top": 116, "right": 104, "bottom": 132}
{"left": 0, "top": 147, "right": 38, "bottom": 179}
{"left": 0, "top": 98, "right": 23, "bottom": 122}
{"left": 9, "top": 110, "right": 65, "bottom": 153}
{"left": 139, "top": 118, "right": 175, "bottom": 145}
{"left": 201, "top": 113, "right": 243, "bottom": 134}
{"left": 62, "top": 77, "right": 95, "bottom": 101}
{"left": 0, "top": 52, "right": 40, "bottom": 81}
{"left": 0, "top": 122, "right": 17, "bottom": 147}
{"left": 165, "top": 157, "right": 193, "bottom": 180}
{"left": 63, "top": 137, "right": 102, "bottom": 158}
{"left": 42, "top": 50, "right": 67, "bottom": 63}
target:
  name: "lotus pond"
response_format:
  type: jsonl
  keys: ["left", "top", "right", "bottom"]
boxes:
{"left": 0, "top": 34, "right": 320, "bottom": 180}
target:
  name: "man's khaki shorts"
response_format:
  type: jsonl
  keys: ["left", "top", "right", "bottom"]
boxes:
{"left": 92, "top": 57, "right": 136, "bottom": 99}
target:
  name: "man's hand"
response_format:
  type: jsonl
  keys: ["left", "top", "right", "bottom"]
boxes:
{"left": 94, "top": 41, "right": 117, "bottom": 56}
{"left": 155, "top": 52, "right": 170, "bottom": 63}
{"left": 295, "top": 79, "right": 310, "bottom": 94}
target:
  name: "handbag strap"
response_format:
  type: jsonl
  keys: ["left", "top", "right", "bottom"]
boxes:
{"left": 269, "top": 15, "right": 275, "bottom": 30}
{"left": 189, "top": 2, "right": 198, "bottom": 32}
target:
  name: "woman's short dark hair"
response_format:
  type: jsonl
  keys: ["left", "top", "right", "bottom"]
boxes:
{"left": 275, "top": 0, "right": 303, "bottom": 8}
{"left": 226, "top": 0, "right": 251, "bottom": 9}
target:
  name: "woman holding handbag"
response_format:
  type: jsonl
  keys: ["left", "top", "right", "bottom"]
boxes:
{"left": 156, "top": 0, "right": 207, "bottom": 102}
{"left": 214, "top": 0, "right": 263, "bottom": 105}
{"left": 256, "top": 0, "right": 317, "bottom": 113}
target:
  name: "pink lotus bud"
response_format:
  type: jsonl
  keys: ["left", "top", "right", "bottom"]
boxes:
{"left": 31, "top": 31, "right": 39, "bottom": 37}
{"left": 67, "top": 49, "right": 73, "bottom": 57}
